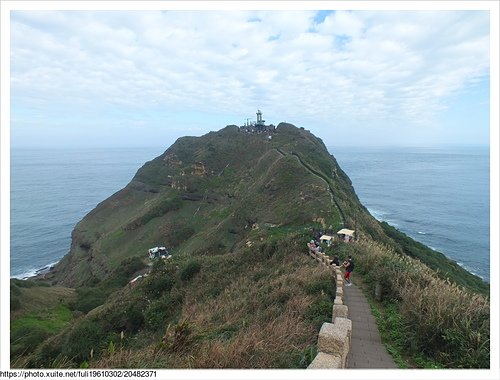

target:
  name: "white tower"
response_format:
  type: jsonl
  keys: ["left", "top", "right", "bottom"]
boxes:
{"left": 256, "top": 110, "right": 265, "bottom": 126}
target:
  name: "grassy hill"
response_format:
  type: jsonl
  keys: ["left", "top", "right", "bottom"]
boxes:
{"left": 11, "top": 123, "right": 489, "bottom": 368}
{"left": 44, "top": 124, "right": 348, "bottom": 288}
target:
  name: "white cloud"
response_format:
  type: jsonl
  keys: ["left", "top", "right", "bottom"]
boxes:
{"left": 319, "top": 10, "right": 365, "bottom": 38}
{"left": 9, "top": 9, "right": 490, "bottom": 147}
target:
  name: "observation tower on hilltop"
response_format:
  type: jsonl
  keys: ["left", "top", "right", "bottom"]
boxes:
{"left": 256, "top": 110, "right": 265, "bottom": 126}
{"left": 241, "top": 110, "right": 275, "bottom": 133}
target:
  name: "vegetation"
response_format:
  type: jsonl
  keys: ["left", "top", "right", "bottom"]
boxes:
{"left": 341, "top": 238, "right": 489, "bottom": 368}
{"left": 379, "top": 221, "right": 488, "bottom": 294}
{"left": 10, "top": 282, "right": 75, "bottom": 363}
{"left": 15, "top": 234, "right": 335, "bottom": 368}
{"left": 69, "top": 257, "right": 146, "bottom": 314}
{"left": 179, "top": 260, "right": 201, "bottom": 281}
{"left": 12, "top": 123, "right": 489, "bottom": 369}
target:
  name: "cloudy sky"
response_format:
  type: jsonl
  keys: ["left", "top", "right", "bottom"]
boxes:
{"left": 8, "top": 7, "right": 491, "bottom": 148}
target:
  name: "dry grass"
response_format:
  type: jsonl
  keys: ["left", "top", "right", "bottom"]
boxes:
{"left": 188, "top": 315, "right": 314, "bottom": 368}
{"left": 89, "top": 237, "right": 333, "bottom": 369}
{"left": 93, "top": 313, "right": 316, "bottom": 369}
{"left": 354, "top": 239, "right": 490, "bottom": 368}
{"left": 12, "top": 285, "right": 75, "bottom": 316}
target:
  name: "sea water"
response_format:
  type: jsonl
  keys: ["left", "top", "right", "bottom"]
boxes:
{"left": 330, "top": 146, "right": 490, "bottom": 282}
{"left": 10, "top": 146, "right": 490, "bottom": 283}
{"left": 10, "top": 147, "right": 164, "bottom": 279}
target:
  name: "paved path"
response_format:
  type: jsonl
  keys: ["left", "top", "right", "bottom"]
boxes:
{"left": 290, "top": 152, "right": 346, "bottom": 225}
{"left": 343, "top": 282, "right": 398, "bottom": 369}
{"left": 277, "top": 148, "right": 346, "bottom": 226}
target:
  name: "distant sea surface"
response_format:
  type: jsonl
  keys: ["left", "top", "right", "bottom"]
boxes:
{"left": 10, "top": 146, "right": 490, "bottom": 283}
{"left": 330, "top": 146, "right": 490, "bottom": 283}
{"left": 10, "top": 148, "right": 164, "bottom": 279}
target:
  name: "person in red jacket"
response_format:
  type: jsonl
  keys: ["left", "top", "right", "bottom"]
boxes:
{"left": 343, "top": 255, "right": 354, "bottom": 286}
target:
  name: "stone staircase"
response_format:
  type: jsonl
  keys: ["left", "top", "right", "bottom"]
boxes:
{"left": 306, "top": 247, "right": 352, "bottom": 369}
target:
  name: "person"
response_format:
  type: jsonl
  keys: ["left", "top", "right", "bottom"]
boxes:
{"left": 311, "top": 240, "right": 322, "bottom": 252}
{"left": 331, "top": 255, "right": 340, "bottom": 266}
{"left": 308, "top": 240, "right": 316, "bottom": 251}
{"left": 343, "top": 255, "right": 354, "bottom": 286}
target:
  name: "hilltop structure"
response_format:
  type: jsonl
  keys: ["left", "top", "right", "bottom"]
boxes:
{"left": 241, "top": 109, "right": 275, "bottom": 133}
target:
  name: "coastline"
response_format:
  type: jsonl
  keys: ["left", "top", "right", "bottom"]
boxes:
{"left": 12, "top": 218, "right": 487, "bottom": 286}
{"left": 367, "top": 207, "right": 487, "bottom": 282}
{"left": 11, "top": 260, "right": 59, "bottom": 281}
{"left": 332, "top": 145, "right": 490, "bottom": 284}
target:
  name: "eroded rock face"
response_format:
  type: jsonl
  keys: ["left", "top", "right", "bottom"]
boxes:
{"left": 192, "top": 162, "right": 206, "bottom": 176}
{"left": 163, "top": 153, "right": 182, "bottom": 167}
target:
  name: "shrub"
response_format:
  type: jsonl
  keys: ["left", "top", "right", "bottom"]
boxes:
{"left": 180, "top": 261, "right": 201, "bottom": 282}
{"left": 120, "top": 257, "right": 146, "bottom": 277}
{"left": 124, "top": 303, "right": 145, "bottom": 333}
{"left": 144, "top": 293, "right": 182, "bottom": 331}
{"left": 304, "top": 275, "right": 336, "bottom": 300}
{"left": 98, "top": 296, "right": 147, "bottom": 334}
{"left": 71, "top": 288, "right": 108, "bottom": 314}
{"left": 258, "top": 240, "right": 280, "bottom": 260}
{"left": 10, "top": 297, "right": 21, "bottom": 311}
{"left": 144, "top": 299, "right": 170, "bottom": 331}
{"left": 161, "top": 320, "right": 194, "bottom": 353}
{"left": 106, "top": 257, "right": 146, "bottom": 288}
{"left": 11, "top": 326, "right": 51, "bottom": 358}
{"left": 63, "top": 320, "right": 104, "bottom": 362}
{"left": 305, "top": 296, "right": 332, "bottom": 329}
{"left": 26, "top": 339, "right": 64, "bottom": 368}
{"left": 143, "top": 273, "right": 174, "bottom": 299}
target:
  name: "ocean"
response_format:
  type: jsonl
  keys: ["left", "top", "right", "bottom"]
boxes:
{"left": 10, "top": 147, "right": 165, "bottom": 279}
{"left": 10, "top": 146, "right": 490, "bottom": 282}
{"left": 330, "top": 146, "right": 490, "bottom": 282}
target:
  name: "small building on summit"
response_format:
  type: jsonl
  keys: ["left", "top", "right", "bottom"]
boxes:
{"left": 241, "top": 110, "right": 275, "bottom": 133}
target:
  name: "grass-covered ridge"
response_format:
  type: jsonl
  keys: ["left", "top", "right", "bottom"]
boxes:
{"left": 12, "top": 123, "right": 489, "bottom": 369}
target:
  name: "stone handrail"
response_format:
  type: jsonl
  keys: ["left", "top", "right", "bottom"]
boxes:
{"left": 306, "top": 246, "right": 352, "bottom": 369}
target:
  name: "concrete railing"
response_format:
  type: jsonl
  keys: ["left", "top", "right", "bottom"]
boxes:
{"left": 306, "top": 247, "right": 352, "bottom": 369}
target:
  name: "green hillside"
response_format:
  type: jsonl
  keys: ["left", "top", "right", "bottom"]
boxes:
{"left": 45, "top": 124, "right": 350, "bottom": 288}
{"left": 11, "top": 123, "right": 489, "bottom": 369}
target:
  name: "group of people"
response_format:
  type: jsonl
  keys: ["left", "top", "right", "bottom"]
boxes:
{"left": 308, "top": 240, "right": 324, "bottom": 253}
{"left": 308, "top": 239, "right": 354, "bottom": 286}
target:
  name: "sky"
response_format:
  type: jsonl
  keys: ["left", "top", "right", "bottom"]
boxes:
{"left": 6, "top": 6, "right": 493, "bottom": 148}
